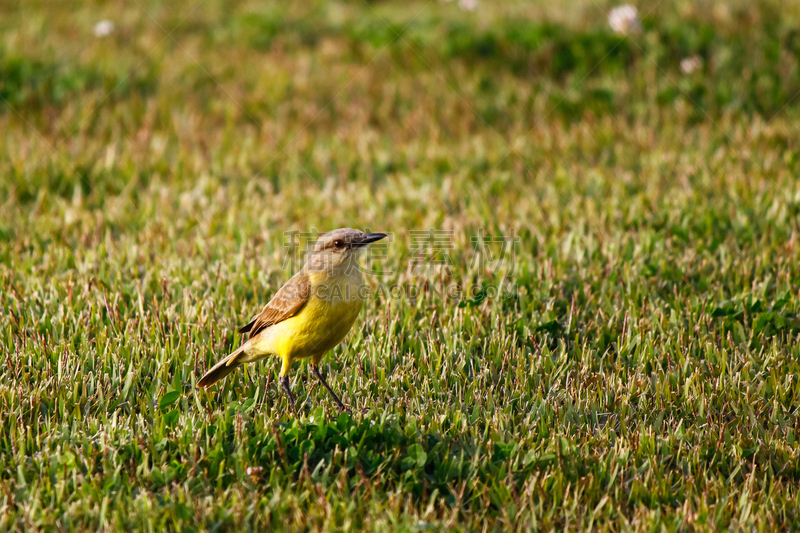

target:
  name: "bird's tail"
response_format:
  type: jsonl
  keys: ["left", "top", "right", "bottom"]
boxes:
{"left": 197, "top": 345, "right": 246, "bottom": 389}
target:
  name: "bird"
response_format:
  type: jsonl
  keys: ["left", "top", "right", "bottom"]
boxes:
{"left": 197, "top": 228, "right": 387, "bottom": 415}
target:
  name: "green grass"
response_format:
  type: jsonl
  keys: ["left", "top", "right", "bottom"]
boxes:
{"left": 3, "top": 0, "right": 800, "bottom": 530}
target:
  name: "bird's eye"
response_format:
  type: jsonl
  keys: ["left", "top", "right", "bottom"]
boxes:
{"left": 333, "top": 239, "right": 345, "bottom": 249}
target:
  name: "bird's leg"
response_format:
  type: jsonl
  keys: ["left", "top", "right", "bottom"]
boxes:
{"left": 311, "top": 364, "right": 349, "bottom": 412}
{"left": 279, "top": 374, "right": 298, "bottom": 417}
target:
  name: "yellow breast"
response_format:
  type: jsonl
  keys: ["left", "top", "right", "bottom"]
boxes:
{"left": 250, "top": 271, "right": 365, "bottom": 363}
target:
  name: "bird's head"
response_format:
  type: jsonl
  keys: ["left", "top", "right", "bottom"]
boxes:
{"left": 306, "top": 228, "right": 387, "bottom": 275}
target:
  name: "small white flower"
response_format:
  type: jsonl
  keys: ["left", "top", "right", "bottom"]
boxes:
{"left": 246, "top": 466, "right": 264, "bottom": 476}
{"left": 459, "top": 0, "right": 478, "bottom": 11}
{"left": 608, "top": 5, "right": 639, "bottom": 34}
{"left": 93, "top": 20, "right": 115, "bottom": 38}
{"left": 680, "top": 55, "right": 702, "bottom": 74}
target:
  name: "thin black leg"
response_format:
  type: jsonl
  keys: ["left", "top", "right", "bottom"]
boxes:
{"left": 311, "top": 364, "right": 349, "bottom": 412}
{"left": 279, "top": 375, "right": 298, "bottom": 416}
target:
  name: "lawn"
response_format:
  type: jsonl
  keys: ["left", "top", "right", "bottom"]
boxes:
{"left": 3, "top": 0, "right": 800, "bottom": 530}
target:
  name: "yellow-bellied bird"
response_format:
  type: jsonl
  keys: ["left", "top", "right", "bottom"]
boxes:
{"left": 197, "top": 228, "right": 387, "bottom": 414}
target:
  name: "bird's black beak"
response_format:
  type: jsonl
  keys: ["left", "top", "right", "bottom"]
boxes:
{"left": 353, "top": 232, "right": 387, "bottom": 247}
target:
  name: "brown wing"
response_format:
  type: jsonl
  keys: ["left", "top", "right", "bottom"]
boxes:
{"left": 238, "top": 272, "right": 310, "bottom": 337}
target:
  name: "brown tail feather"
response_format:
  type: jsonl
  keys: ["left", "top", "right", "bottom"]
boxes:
{"left": 197, "top": 346, "right": 245, "bottom": 389}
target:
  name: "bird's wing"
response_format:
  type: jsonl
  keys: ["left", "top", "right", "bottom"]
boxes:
{"left": 238, "top": 272, "right": 311, "bottom": 337}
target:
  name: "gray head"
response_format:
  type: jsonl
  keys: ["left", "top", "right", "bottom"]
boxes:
{"left": 313, "top": 228, "right": 386, "bottom": 253}
{"left": 306, "top": 228, "right": 387, "bottom": 274}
